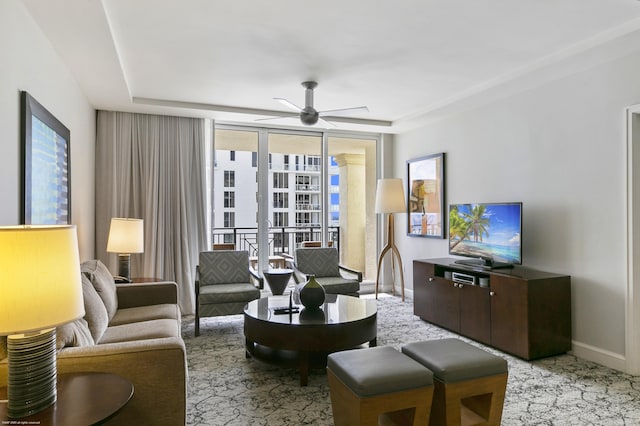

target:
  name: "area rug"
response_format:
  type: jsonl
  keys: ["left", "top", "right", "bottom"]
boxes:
{"left": 182, "top": 295, "right": 640, "bottom": 425}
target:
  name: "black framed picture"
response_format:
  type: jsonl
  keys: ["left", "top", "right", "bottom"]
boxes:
{"left": 21, "top": 91, "right": 71, "bottom": 224}
{"left": 407, "top": 153, "right": 445, "bottom": 238}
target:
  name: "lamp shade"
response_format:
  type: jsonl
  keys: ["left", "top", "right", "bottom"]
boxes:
{"left": 0, "top": 225, "right": 84, "bottom": 335}
{"left": 107, "top": 218, "right": 144, "bottom": 254}
{"left": 375, "top": 178, "right": 406, "bottom": 214}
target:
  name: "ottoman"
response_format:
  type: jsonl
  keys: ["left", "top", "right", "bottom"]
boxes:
{"left": 402, "top": 338, "right": 508, "bottom": 426}
{"left": 327, "top": 346, "right": 434, "bottom": 426}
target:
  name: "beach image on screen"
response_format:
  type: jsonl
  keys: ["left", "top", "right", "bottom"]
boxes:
{"left": 449, "top": 203, "right": 521, "bottom": 264}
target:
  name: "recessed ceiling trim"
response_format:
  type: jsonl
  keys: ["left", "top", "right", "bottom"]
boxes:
{"left": 132, "top": 97, "right": 392, "bottom": 127}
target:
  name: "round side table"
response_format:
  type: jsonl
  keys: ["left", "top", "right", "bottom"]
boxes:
{"left": 262, "top": 268, "right": 293, "bottom": 295}
{"left": 0, "top": 372, "right": 133, "bottom": 425}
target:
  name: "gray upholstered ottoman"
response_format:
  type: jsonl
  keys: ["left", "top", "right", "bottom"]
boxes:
{"left": 327, "top": 346, "right": 434, "bottom": 426}
{"left": 402, "top": 338, "right": 508, "bottom": 426}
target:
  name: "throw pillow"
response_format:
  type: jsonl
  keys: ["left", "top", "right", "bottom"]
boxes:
{"left": 81, "top": 274, "right": 109, "bottom": 342}
{"left": 56, "top": 318, "right": 95, "bottom": 349}
{"left": 0, "top": 336, "right": 6, "bottom": 360}
{"left": 81, "top": 259, "right": 118, "bottom": 321}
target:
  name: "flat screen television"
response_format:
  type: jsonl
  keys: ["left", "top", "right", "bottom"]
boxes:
{"left": 448, "top": 202, "right": 522, "bottom": 269}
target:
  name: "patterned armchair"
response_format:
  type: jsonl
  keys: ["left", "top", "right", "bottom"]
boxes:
{"left": 195, "top": 250, "right": 262, "bottom": 336}
{"left": 291, "top": 247, "right": 361, "bottom": 297}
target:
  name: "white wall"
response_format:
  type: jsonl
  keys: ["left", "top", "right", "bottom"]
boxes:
{"left": 394, "top": 47, "right": 640, "bottom": 370}
{"left": 0, "top": 1, "right": 96, "bottom": 260}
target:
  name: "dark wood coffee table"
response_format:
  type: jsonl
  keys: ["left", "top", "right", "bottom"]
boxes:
{"left": 244, "top": 294, "right": 377, "bottom": 385}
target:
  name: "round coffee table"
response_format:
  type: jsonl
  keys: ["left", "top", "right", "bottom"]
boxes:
{"left": 244, "top": 294, "right": 377, "bottom": 385}
{"left": 262, "top": 268, "right": 293, "bottom": 295}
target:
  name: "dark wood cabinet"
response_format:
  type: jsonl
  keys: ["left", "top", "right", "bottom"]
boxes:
{"left": 413, "top": 258, "right": 571, "bottom": 360}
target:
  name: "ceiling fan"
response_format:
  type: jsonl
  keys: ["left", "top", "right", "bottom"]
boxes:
{"left": 257, "top": 81, "right": 369, "bottom": 126}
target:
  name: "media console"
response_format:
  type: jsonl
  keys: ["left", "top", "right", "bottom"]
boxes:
{"left": 413, "top": 258, "right": 571, "bottom": 360}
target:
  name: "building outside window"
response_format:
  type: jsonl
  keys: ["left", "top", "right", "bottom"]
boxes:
{"left": 224, "top": 170, "right": 235, "bottom": 187}
{"left": 224, "top": 212, "right": 235, "bottom": 228}
{"left": 224, "top": 191, "right": 235, "bottom": 208}
{"left": 273, "top": 192, "right": 288, "bottom": 208}
{"left": 273, "top": 172, "right": 288, "bottom": 189}
{"left": 230, "top": 150, "right": 235, "bottom": 161}
{"left": 273, "top": 212, "right": 288, "bottom": 227}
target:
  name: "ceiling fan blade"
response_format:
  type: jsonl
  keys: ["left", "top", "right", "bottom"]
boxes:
{"left": 318, "top": 117, "right": 337, "bottom": 127}
{"left": 319, "top": 106, "right": 369, "bottom": 117}
{"left": 274, "top": 98, "right": 303, "bottom": 112}
{"left": 254, "top": 112, "right": 299, "bottom": 122}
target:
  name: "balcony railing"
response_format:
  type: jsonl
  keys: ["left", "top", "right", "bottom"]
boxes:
{"left": 295, "top": 184, "right": 320, "bottom": 191}
{"left": 212, "top": 226, "right": 340, "bottom": 257}
{"left": 295, "top": 203, "right": 321, "bottom": 211}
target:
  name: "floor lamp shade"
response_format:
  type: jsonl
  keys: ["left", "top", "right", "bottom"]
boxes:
{"left": 107, "top": 218, "right": 144, "bottom": 282}
{"left": 375, "top": 178, "right": 407, "bottom": 301}
{"left": 375, "top": 178, "right": 406, "bottom": 213}
{"left": 0, "top": 225, "right": 84, "bottom": 417}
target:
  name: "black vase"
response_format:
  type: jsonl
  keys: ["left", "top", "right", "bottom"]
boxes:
{"left": 299, "top": 274, "right": 325, "bottom": 310}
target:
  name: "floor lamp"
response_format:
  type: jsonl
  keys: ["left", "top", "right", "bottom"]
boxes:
{"left": 375, "top": 178, "right": 407, "bottom": 301}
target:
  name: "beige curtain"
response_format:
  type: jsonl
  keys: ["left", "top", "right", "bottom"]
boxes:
{"left": 95, "top": 111, "right": 208, "bottom": 315}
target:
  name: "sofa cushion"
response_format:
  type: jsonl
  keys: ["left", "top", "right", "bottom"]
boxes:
{"left": 56, "top": 318, "right": 95, "bottom": 349}
{"left": 110, "top": 304, "right": 180, "bottom": 326}
{"left": 82, "top": 274, "right": 109, "bottom": 342}
{"left": 198, "top": 283, "right": 260, "bottom": 304}
{"left": 81, "top": 259, "right": 118, "bottom": 321}
{"left": 315, "top": 276, "right": 360, "bottom": 294}
{"left": 98, "top": 319, "right": 179, "bottom": 344}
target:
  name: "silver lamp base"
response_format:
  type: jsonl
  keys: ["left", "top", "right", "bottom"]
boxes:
{"left": 7, "top": 328, "right": 57, "bottom": 418}
{"left": 117, "top": 253, "right": 132, "bottom": 282}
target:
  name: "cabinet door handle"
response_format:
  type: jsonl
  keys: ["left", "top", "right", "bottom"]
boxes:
{"left": 428, "top": 277, "right": 435, "bottom": 282}
{"left": 490, "top": 291, "right": 496, "bottom": 296}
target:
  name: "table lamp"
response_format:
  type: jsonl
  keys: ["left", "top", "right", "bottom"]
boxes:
{"left": 374, "top": 178, "right": 407, "bottom": 301}
{"left": 106, "top": 218, "right": 144, "bottom": 283}
{"left": 0, "top": 225, "right": 84, "bottom": 418}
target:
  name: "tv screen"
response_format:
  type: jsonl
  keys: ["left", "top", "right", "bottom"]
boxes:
{"left": 449, "top": 202, "right": 522, "bottom": 268}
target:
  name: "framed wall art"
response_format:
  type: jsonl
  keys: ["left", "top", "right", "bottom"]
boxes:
{"left": 21, "top": 91, "right": 71, "bottom": 224}
{"left": 407, "top": 153, "right": 445, "bottom": 238}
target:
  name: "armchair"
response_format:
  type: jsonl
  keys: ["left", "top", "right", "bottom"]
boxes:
{"left": 195, "top": 250, "right": 262, "bottom": 336}
{"left": 289, "top": 247, "right": 361, "bottom": 297}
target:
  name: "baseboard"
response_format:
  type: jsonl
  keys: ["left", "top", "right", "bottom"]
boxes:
{"left": 571, "top": 340, "right": 627, "bottom": 373}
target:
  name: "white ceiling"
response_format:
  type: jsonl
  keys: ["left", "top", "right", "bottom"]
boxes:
{"left": 21, "top": 0, "right": 640, "bottom": 133}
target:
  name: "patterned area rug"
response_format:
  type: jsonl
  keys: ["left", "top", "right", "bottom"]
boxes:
{"left": 182, "top": 295, "right": 640, "bottom": 425}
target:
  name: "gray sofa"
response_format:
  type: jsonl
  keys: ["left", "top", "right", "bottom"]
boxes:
{"left": 0, "top": 259, "right": 187, "bottom": 426}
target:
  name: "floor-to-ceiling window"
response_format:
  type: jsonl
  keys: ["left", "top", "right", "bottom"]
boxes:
{"left": 213, "top": 125, "right": 379, "bottom": 280}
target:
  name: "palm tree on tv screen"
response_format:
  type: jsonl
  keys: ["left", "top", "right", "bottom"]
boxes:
{"left": 450, "top": 204, "right": 490, "bottom": 250}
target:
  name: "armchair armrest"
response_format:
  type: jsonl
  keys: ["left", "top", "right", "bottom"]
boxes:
{"left": 280, "top": 253, "right": 304, "bottom": 284}
{"left": 116, "top": 281, "right": 178, "bottom": 309}
{"left": 249, "top": 267, "right": 264, "bottom": 289}
{"left": 339, "top": 265, "right": 363, "bottom": 282}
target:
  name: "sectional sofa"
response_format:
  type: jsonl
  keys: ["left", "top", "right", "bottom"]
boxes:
{"left": 0, "top": 260, "right": 187, "bottom": 425}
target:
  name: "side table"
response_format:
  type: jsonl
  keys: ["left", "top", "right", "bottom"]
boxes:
{"left": 262, "top": 269, "right": 293, "bottom": 295}
{"left": 0, "top": 372, "right": 133, "bottom": 425}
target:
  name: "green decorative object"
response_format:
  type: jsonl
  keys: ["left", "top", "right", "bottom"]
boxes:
{"left": 299, "top": 274, "right": 325, "bottom": 310}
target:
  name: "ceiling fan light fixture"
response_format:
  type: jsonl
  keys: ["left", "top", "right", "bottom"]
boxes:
{"left": 300, "top": 107, "right": 319, "bottom": 125}
{"left": 260, "top": 81, "right": 368, "bottom": 127}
